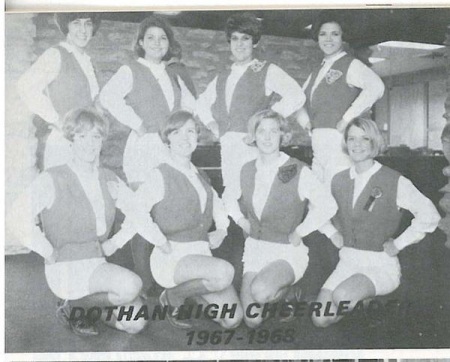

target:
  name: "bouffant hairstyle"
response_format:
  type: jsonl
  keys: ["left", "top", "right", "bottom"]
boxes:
{"left": 225, "top": 12, "right": 262, "bottom": 44}
{"left": 54, "top": 13, "right": 101, "bottom": 36}
{"left": 62, "top": 108, "right": 109, "bottom": 142}
{"left": 160, "top": 110, "right": 201, "bottom": 145}
{"left": 343, "top": 117, "right": 386, "bottom": 158}
{"left": 134, "top": 15, "right": 175, "bottom": 60}
{"left": 245, "top": 109, "right": 292, "bottom": 148}
{"left": 311, "top": 11, "right": 347, "bottom": 42}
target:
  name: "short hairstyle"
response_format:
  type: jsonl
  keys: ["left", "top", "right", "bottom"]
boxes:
{"left": 160, "top": 110, "right": 201, "bottom": 145}
{"left": 311, "top": 11, "right": 347, "bottom": 42}
{"left": 134, "top": 15, "right": 175, "bottom": 60}
{"left": 225, "top": 12, "right": 262, "bottom": 44}
{"left": 54, "top": 13, "right": 101, "bottom": 36}
{"left": 245, "top": 109, "right": 292, "bottom": 148}
{"left": 343, "top": 117, "right": 386, "bottom": 158}
{"left": 62, "top": 108, "right": 109, "bottom": 142}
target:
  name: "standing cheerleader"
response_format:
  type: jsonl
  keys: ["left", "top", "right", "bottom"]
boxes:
{"left": 312, "top": 118, "right": 440, "bottom": 328}
{"left": 197, "top": 12, "right": 305, "bottom": 203}
{"left": 18, "top": 13, "right": 101, "bottom": 169}
{"left": 298, "top": 12, "right": 385, "bottom": 187}
{"left": 226, "top": 110, "right": 337, "bottom": 328}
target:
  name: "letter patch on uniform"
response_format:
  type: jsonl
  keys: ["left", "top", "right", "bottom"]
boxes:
{"left": 277, "top": 164, "right": 298, "bottom": 183}
{"left": 325, "top": 69, "right": 343, "bottom": 84}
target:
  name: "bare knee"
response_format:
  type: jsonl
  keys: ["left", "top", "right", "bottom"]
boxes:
{"left": 250, "top": 279, "right": 274, "bottom": 304}
{"left": 120, "top": 318, "right": 148, "bottom": 334}
{"left": 220, "top": 307, "right": 243, "bottom": 330}
{"left": 244, "top": 314, "right": 263, "bottom": 329}
{"left": 207, "top": 261, "right": 234, "bottom": 291}
{"left": 312, "top": 314, "right": 334, "bottom": 328}
{"left": 116, "top": 273, "right": 143, "bottom": 304}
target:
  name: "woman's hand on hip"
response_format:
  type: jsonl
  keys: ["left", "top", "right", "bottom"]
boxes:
{"left": 237, "top": 217, "right": 251, "bottom": 235}
{"left": 288, "top": 231, "right": 303, "bottom": 247}
{"left": 135, "top": 123, "right": 147, "bottom": 138}
{"left": 208, "top": 229, "right": 227, "bottom": 250}
{"left": 158, "top": 240, "right": 172, "bottom": 254}
{"left": 330, "top": 231, "right": 344, "bottom": 249}
{"left": 383, "top": 239, "right": 400, "bottom": 256}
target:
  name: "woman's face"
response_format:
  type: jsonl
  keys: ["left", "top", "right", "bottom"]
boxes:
{"left": 230, "top": 31, "right": 254, "bottom": 65}
{"left": 346, "top": 125, "right": 374, "bottom": 163}
{"left": 66, "top": 18, "right": 94, "bottom": 51}
{"left": 318, "top": 22, "right": 343, "bottom": 58}
{"left": 71, "top": 126, "right": 103, "bottom": 164}
{"left": 255, "top": 118, "right": 282, "bottom": 156}
{"left": 139, "top": 26, "right": 170, "bottom": 63}
{"left": 168, "top": 119, "right": 198, "bottom": 158}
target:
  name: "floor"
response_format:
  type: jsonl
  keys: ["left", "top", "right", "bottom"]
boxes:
{"left": 5, "top": 223, "right": 450, "bottom": 353}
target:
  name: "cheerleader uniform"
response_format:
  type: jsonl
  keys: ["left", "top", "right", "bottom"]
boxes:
{"left": 227, "top": 153, "right": 337, "bottom": 282}
{"left": 197, "top": 59, "right": 305, "bottom": 198}
{"left": 99, "top": 58, "right": 195, "bottom": 184}
{"left": 302, "top": 51, "right": 385, "bottom": 186}
{"left": 18, "top": 42, "right": 99, "bottom": 169}
{"left": 8, "top": 163, "right": 137, "bottom": 300}
{"left": 134, "top": 160, "right": 230, "bottom": 288}
{"left": 321, "top": 162, "right": 440, "bottom": 295}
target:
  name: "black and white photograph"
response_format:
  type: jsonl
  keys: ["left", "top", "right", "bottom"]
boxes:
{"left": 3, "top": 1, "right": 450, "bottom": 360}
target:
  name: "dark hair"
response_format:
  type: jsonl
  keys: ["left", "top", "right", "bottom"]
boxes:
{"left": 160, "top": 110, "right": 201, "bottom": 145}
{"left": 311, "top": 11, "right": 347, "bottom": 42}
{"left": 134, "top": 15, "right": 175, "bottom": 60}
{"left": 62, "top": 108, "right": 109, "bottom": 142}
{"left": 343, "top": 117, "right": 386, "bottom": 158}
{"left": 170, "top": 40, "right": 183, "bottom": 60}
{"left": 245, "top": 109, "right": 292, "bottom": 147}
{"left": 225, "top": 12, "right": 262, "bottom": 44}
{"left": 54, "top": 13, "right": 101, "bottom": 36}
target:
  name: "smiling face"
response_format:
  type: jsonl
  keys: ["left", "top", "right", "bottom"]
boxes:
{"left": 168, "top": 119, "right": 198, "bottom": 158}
{"left": 139, "top": 26, "right": 170, "bottom": 63}
{"left": 230, "top": 31, "right": 255, "bottom": 65}
{"left": 318, "top": 22, "right": 343, "bottom": 58}
{"left": 66, "top": 18, "right": 94, "bottom": 51}
{"left": 346, "top": 125, "right": 374, "bottom": 165}
{"left": 71, "top": 127, "right": 103, "bottom": 164}
{"left": 255, "top": 118, "right": 282, "bottom": 156}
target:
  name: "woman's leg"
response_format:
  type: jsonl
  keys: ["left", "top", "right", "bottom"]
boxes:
{"left": 312, "top": 273, "right": 376, "bottom": 328}
{"left": 167, "top": 254, "right": 242, "bottom": 329}
{"left": 131, "top": 234, "right": 154, "bottom": 297}
{"left": 73, "top": 263, "right": 147, "bottom": 334}
{"left": 241, "top": 260, "right": 295, "bottom": 328}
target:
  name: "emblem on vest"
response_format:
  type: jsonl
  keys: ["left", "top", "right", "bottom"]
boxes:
{"left": 325, "top": 69, "right": 343, "bottom": 84}
{"left": 277, "top": 164, "right": 298, "bottom": 183}
{"left": 363, "top": 186, "right": 383, "bottom": 212}
{"left": 250, "top": 60, "right": 267, "bottom": 73}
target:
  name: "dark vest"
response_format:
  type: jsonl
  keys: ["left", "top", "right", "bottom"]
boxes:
{"left": 211, "top": 60, "right": 272, "bottom": 137}
{"left": 47, "top": 46, "right": 94, "bottom": 120}
{"left": 125, "top": 59, "right": 181, "bottom": 133}
{"left": 240, "top": 157, "right": 308, "bottom": 244}
{"left": 151, "top": 164, "right": 213, "bottom": 242}
{"left": 331, "top": 166, "right": 403, "bottom": 251}
{"left": 41, "top": 165, "right": 117, "bottom": 262}
{"left": 304, "top": 54, "right": 360, "bottom": 129}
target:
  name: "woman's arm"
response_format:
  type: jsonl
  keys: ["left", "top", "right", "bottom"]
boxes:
{"left": 99, "top": 65, "right": 145, "bottom": 133}
{"left": 209, "top": 190, "right": 230, "bottom": 249}
{"left": 265, "top": 64, "right": 306, "bottom": 118}
{"left": 293, "top": 166, "right": 338, "bottom": 239}
{"left": 17, "top": 47, "right": 61, "bottom": 126}
{"left": 6, "top": 173, "right": 56, "bottom": 260}
{"left": 195, "top": 76, "right": 220, "bottom": 137}
{"left": 384, "top": 176, "right": 441, "bottom": 255}
{"left": 339, "top": 59, "right": 385, "bottom": 130}
{"left": 178, "top": 76, "right": 197, "bottom": 113}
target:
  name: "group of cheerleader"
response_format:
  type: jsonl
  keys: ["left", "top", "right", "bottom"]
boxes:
{"left": 10, "top": 11, "right": 440, "bottom": 336}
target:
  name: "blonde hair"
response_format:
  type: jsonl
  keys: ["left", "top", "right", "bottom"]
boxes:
{"left": 244, "top": 109, "right": 292, "bottom": 147}
{"left": 343, "top": 117, "right": 386, "bottom": 158}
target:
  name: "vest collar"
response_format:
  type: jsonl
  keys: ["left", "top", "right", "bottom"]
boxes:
{"left": 322, "top": 50, "right": 347, "bottom": 66}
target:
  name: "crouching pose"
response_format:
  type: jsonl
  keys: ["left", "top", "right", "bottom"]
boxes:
{"left": 7, "top": 109, "right": 147, "bottom": 336}
{"left": 134, "top": 111, "right": 243, "bottom": 330}
{"left": 225, "top": 110, "right": 337, "bottom": 328}
{"left": 313, "top": 118, "right": 440, "bottom": 328}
